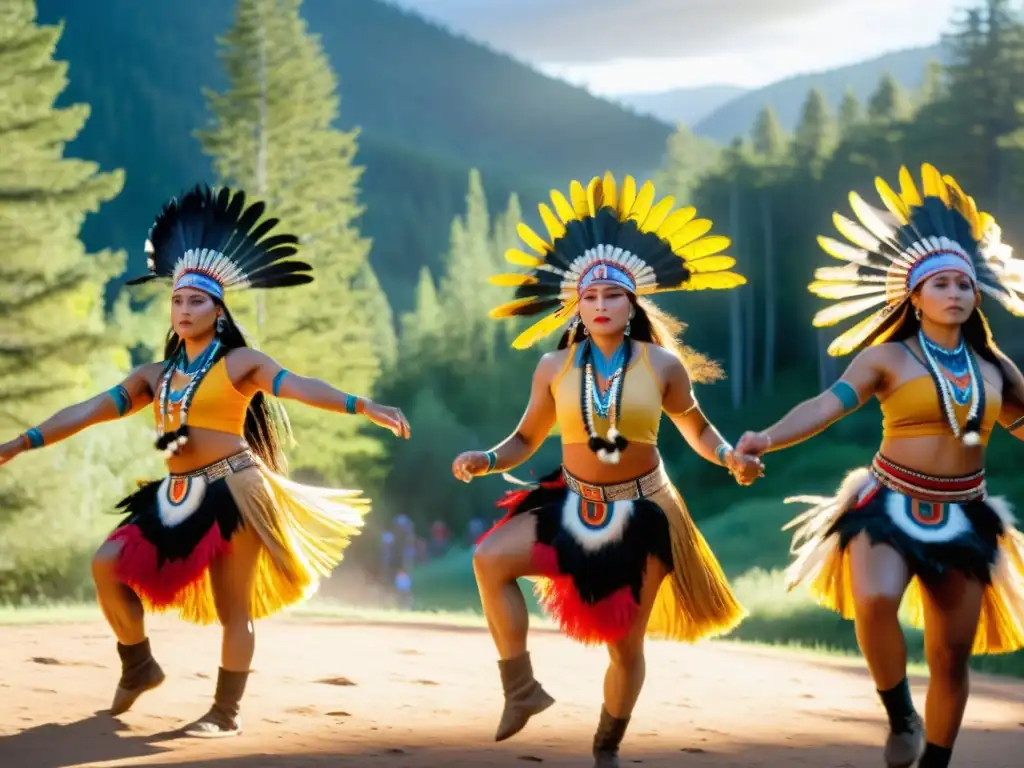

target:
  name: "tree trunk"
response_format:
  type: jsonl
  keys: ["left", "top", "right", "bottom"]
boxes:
{"left": 729, "top": 178, "right": 744, "bottom": 408}
{"left": 761, "top": 194, "right": 776, "bottom": 394}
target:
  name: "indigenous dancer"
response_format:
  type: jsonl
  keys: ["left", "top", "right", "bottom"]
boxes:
{"left": 736, "top": 163, "right": 1024, "bottom": 768}
{"left": 451, "top": 173, "right": 760, "bottom": 767}
{"left": 0, "top": 185, "right": 410, "bottom": 736}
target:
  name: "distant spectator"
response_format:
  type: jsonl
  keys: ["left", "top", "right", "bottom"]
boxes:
{"left": 394, "top": 569, "right": 413, "bottom": 609}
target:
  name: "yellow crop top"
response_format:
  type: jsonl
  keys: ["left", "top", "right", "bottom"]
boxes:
{"left": 154, "top": 357, "right": 253, "bottom": 436}
{"left": 880, "top": 375, "right": 1002, "bottom": 445}
{"left": 552, "top": 343, "right": 663, "bottom": 446}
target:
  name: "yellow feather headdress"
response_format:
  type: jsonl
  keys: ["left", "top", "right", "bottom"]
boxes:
{"left": 488, "top": 172, "right": 747, "bottom": 349}
{"left": 810, "top": 163, "right": 1024, "bottom": 357}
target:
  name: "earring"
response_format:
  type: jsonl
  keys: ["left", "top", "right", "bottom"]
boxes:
{"left": 914, "top": 306, "right": 922, "bottom": 321}
{"left": 216, "top": 315, "right": 226, "bottom": 334}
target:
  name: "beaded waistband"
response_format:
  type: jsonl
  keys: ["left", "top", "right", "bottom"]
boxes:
{"left": 870, "top": 453, "right": 986, "bottom": 503}
{"left": 171, "top": 449, "right": 256, "bottom": 482}
{"left": 561, "top": 464, "right": 667, "bottom": 503}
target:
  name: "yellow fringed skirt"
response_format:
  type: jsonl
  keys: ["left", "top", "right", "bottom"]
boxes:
{"left": 108, "top": 449, "right": 370, "bottom": 625}
{"left": 784, "top": 456, "right": 1024, "bottom": 655}
{"left": 483, "top": 463, "right": 746, "bottom": 646}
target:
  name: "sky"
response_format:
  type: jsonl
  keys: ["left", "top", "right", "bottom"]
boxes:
{"left": 388, "top": 0, "right": 964, "bottom": 94}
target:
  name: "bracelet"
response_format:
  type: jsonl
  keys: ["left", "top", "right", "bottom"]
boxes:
{"left": 715, "top": 443, "right": 731, "bottom": 465}
{"left": 272, "top": 369, "right": 289, "bottom": 397}
{"left": 22, "top": 427, "right": 44, "bottom": 450}
{"left": 344, "top": 394, "right": 359, "bottom": 414}
{"left": 484, "top": 450, "right": 497, "bottom": 473}
{"left": 763, "top": 431, "right": 773, "bottom": 450}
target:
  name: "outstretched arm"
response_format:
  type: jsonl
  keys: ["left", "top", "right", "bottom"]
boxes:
{"left": 738, "top": 346, "right": 888, "bottom": 455}
{"left": 993, "top": 349, "right": 1024, "bottom": 441}
{"left": 452, "top": 352, "right": 559, "bottom": 481}
{"left": 0, "top": 363, "right": 157, "bottom": 466}
{"left": 226, "top": 348, "right": 410, "bottom": 438}
{"left": 662, "top": 356, "right": 761, "bottom": 483}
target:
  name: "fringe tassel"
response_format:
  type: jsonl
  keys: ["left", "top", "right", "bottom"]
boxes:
{"left": 645, "top": 483, "right": 747, "bottom": 643}
{"left": 784, "top": 469, "right": 1024, "bottom": 655}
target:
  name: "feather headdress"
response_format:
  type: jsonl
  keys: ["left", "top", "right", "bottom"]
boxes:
{"left": 126, "top": 184, "right": 313, "bottom": 300}
{"left": 810, "top": 163, "right": 1024, "bottom": 357}
{"left": 488, "top": 172, "right": 746, "bottom": 350}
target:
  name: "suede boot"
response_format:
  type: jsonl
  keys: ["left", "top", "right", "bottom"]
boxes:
{"left": 110, "top": 638, "right": 165, "bottom": 716}
{"left": 184, "top": 667, "right": 249, "bottom": 738}
{"left": 592, "top": 705, "right": 630, "bottom": 768}
{"left": 494, "top": 652, "right": 555, "bottom": 741}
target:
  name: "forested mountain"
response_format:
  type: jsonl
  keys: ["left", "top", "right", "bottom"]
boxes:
{"left": 694, "top": 45, "right": 947, "bottom": 141}
{"left": 36, "top": 0, "right": 673, "bottom": 311}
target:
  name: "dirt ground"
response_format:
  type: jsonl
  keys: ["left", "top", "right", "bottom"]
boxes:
{"left": 0, "top": 616, "right": 1022, "bottom": 767}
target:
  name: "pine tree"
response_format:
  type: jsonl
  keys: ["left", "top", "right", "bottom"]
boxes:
{"left": 750, "top": 106, "right": 787, "bottom": 159}
{"left": 791, "top": 88, "right": 836, "bottom": 177}
{"left": 867, "top": 73, "right": 912, "bottom": 123}
{"left": 437, "top": 169, "right": 496, "bottom": 367}
{"left": 838, "top": 89, "right": 864, "bottom": 136}
{"left": 0, "top": 0, "right": 161, "bottom": 598}
{"left": 197, "top": 0, "right": 392, "bottom": 483}
{"left": 654, "top": 123, "right": 720, "bottom": 202}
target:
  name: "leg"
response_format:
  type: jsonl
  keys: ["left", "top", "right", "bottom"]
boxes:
{"left": 917, "top": 571, "right": 984, "bottom": 768}
{"left": 184, "top": 525, "right": 263, "bottom": 737}
{"left": 92, "top": 539, "right": 165, "bottom": 715}
{"left": 593, "top": 556, "right": 668, "bottom": 768}
{"left": 472, "top": 514, "right": 554, "bottom": 741}
{"left": 848, "top": 533, "right": 923, "bottom": 767}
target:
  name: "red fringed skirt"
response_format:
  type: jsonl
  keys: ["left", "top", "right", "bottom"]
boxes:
{"left": 107, "top": 453, "right": 251, "bottom": 612}
{"left": 480, "top": 465, "right": 672, "bottom": 646}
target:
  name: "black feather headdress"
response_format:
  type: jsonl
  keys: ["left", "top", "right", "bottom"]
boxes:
{"left": 126, "top": 184, "right": 313, "bottom": 299}
{"left": 488, "top": 172, "right": 746, "bottom": 349}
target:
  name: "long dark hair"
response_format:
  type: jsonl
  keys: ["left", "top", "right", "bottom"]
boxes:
{"left": 162, "top": 303, "right": 289, "bottom": 474}
{"left": 556, "top": 296, "right": 724, "bottom": 384}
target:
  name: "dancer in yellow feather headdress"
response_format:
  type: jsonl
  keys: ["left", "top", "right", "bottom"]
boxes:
{"left": 451, "top": 172, "right": 761, "bottom": 767}
{"left": 736, "top": 163, "right": 1024, "bottom": 768}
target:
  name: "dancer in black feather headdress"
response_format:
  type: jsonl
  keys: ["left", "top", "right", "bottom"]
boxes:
{"left": 0, "top": 185, "right": 410, "bottom": 737}
{"left": 735, "top": 164, "right": 1024, "bottom": 768}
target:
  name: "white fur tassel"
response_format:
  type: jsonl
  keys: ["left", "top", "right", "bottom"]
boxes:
{"left": 963, "top": 431, "right": 981, "bottom": 446}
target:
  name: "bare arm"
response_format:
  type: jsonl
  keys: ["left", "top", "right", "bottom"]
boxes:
{"left": 487, "top": 352, "right": 560, "bottom": 473}
{"left": 0, "top": 363, "right": 157, "bottom": 462}
{"left": 662, "top": 356, "right": 733, "bottom": 467}
{"left": 741, "top": 346, "right": 888, "bottom": 454}
{"left": 452, "top": 352, "right": 560, "bottom": 480}
{"left": 226, "top": 348, "right": 410, "bottom": 438}
{"left": 993, "top": 349, "right": 1024, "bottom": 441}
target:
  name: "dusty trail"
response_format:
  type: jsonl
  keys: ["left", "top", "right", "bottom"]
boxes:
{"left": 1, "top": 615, "right": 1021, "bottom": 766}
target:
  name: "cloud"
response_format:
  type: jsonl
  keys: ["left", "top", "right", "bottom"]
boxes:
{"left": 389, "top": 0, "right": 843, "bottom": 63}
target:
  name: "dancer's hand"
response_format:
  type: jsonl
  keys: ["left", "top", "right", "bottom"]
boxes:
{"left": 0, "top": 438, "right": 23, "bottom": 468}
{"left": 736, "top": 430, "right": 771, "bottom": 457}
{"left": 452, "top": 451, "right": 490, "bottom": 483}
{"left": 362, "top": 401, "right": 411, "bottom": 439}
{"left": 726, "top": 450, "right": 763, "bottom": 485}
{"left": 725, "top": 450, "right": 764, "bottom": 486}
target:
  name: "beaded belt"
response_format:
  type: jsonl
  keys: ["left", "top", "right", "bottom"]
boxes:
{"left": 870, "top": 453, "right": 986, "bottom": 503}
{"left": 172, "top": 450, "right": 256, "bottom": 483}
{"left": 561, "top": 464, "right": 667, "bottom": 503}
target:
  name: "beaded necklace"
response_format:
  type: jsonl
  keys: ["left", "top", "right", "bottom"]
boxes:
{"left": 155, "top": 338, "right": 223, "bottom": 457}
{"left": 917, "top": 329, "right": 984, "bottom": 445}
{"left": 577, "top": 337, "right": 632, "bottom": 464}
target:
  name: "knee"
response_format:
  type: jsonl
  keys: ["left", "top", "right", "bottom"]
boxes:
{"left": 855, "top": 593, "right": 902, "bottom": 625}
{"left": 472, "top": 540, "right": 503, "bottom": 581}
{"left": 928, "top": 640, "right": 972, "bottom": 681}
{"left": 608, "top": 638, "right": 645, "bottom": 670}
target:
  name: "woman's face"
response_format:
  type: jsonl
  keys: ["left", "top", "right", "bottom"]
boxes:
{"left": 914, "top": 269, "right": 977, "bottom": 327}
{"left": 171, "top": 288, "right": 220, "bottom": 340}
{"left": 578, "top": 283, "right": 633, "bottom": 338}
